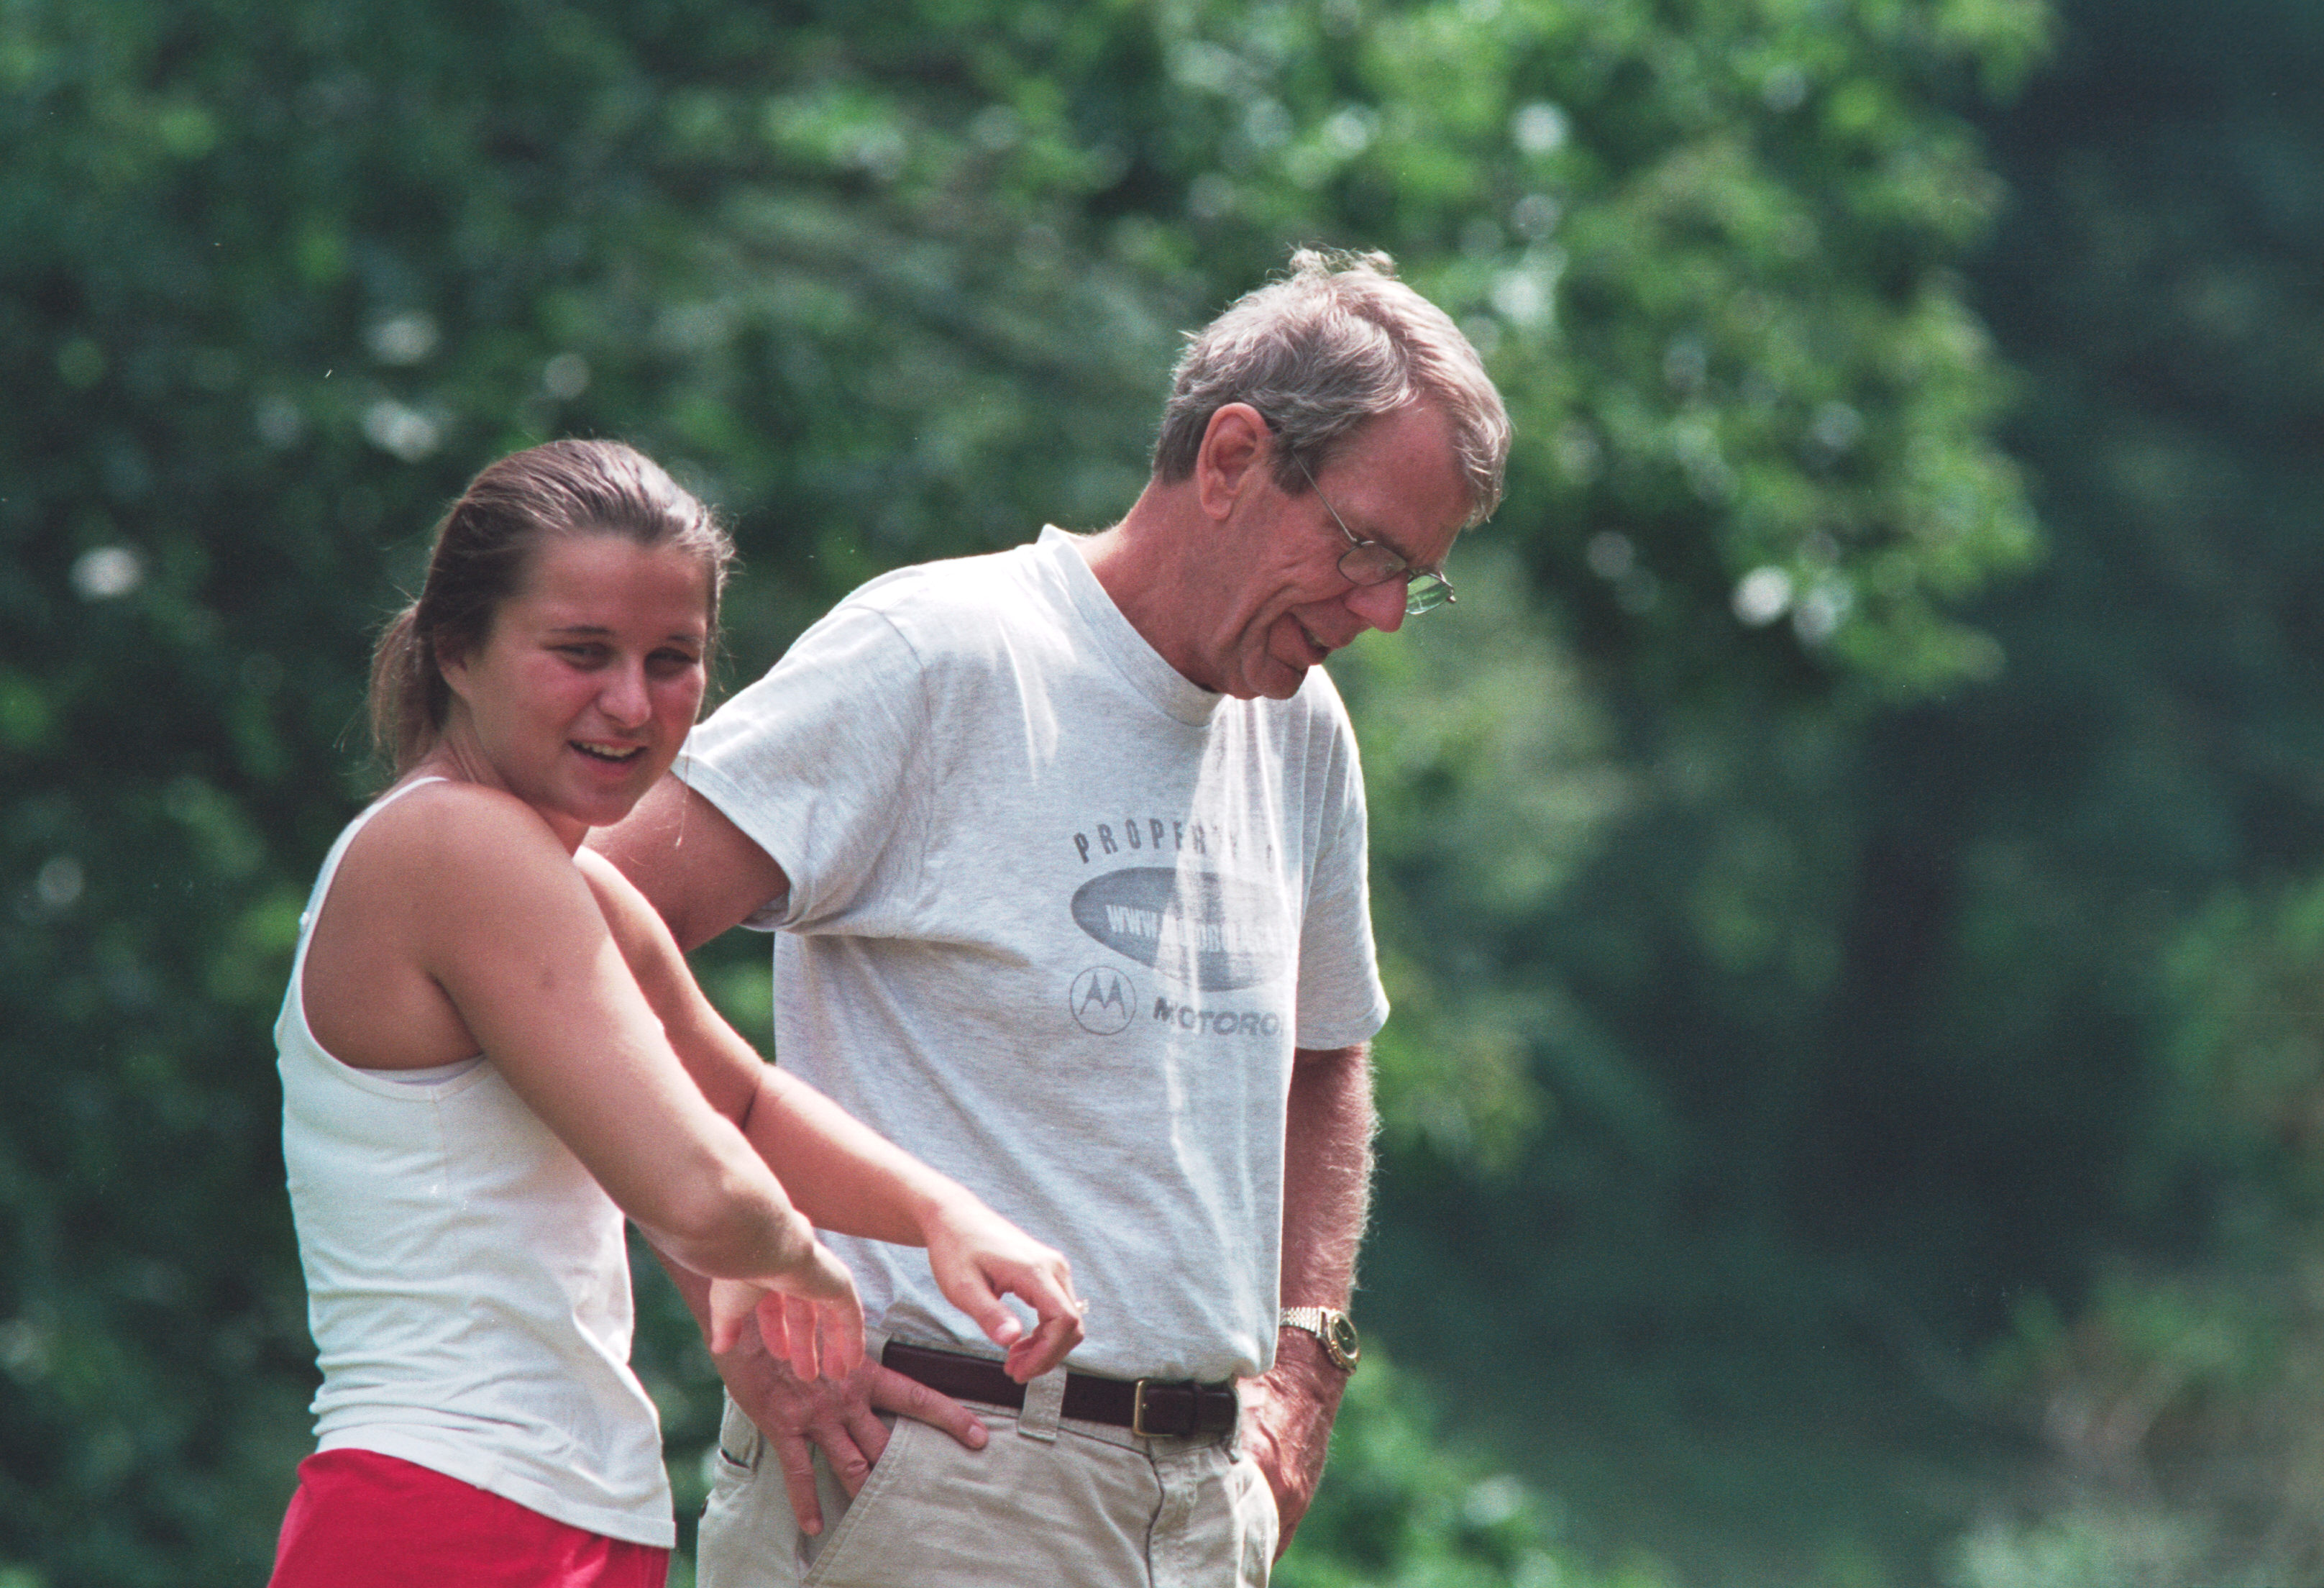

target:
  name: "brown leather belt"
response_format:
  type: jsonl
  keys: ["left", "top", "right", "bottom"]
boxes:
{"left": 881, "top": 1341, "right": 1238, "bottom": 1438}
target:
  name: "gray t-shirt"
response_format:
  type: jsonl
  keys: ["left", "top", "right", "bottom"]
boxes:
{"left": 680, "top": 527, "right": 1388, "bottom": 1381}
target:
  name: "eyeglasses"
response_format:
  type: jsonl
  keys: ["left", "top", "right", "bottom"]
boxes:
{"left": 1294, "top": 456, "right": 1457, "bottom": 617}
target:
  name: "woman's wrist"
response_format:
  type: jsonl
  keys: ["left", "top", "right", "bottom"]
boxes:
{"left": 766, "top": 1203, "right": 820, "bottom": 1274}
{"left": 912, "top": 1179, "right": 984, "bottom": 1246}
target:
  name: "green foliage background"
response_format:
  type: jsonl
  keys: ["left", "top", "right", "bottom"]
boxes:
{"left": 5, "top": 0, "right": 2321, "bottom": 1583}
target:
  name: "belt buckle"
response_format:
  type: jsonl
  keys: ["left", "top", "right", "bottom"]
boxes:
{"left": 1130, "top": 1378, "right": 1158, "bottom": 1438}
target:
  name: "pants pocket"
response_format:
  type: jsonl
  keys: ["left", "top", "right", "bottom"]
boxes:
{"left": 800, "top": 1415, "right": 922, "bottom": 1587}
{"left": 1225, "top": 1445, "right": 1280, "bottom": 1586}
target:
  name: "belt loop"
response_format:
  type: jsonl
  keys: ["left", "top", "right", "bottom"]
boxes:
{"left": 1017, "top": 1364, "right": 1066, "bottom": 1443}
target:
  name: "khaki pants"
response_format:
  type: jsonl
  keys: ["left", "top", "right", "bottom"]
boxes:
{"left": 695, "top": 1369, "right": 1277, "bottom": 1587}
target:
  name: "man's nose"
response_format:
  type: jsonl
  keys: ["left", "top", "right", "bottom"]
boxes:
{"left": 1346, "top": 578, "right": 1408, "bottom": 634}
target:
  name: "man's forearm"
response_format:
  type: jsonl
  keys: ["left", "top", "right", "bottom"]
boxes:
{"left": 651, "top": 1238, "right": 718, "bottom": 1333}
{"left": 1278, "top": 1043, "right": 1376, "bottom": 1311}
{"left": 1245, "top": 1041, "right": 1375, "bottom": 1552}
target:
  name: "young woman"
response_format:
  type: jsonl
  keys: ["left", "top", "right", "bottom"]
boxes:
{"left": 270, "top": 439, "right": 1083, "bottom": 1587}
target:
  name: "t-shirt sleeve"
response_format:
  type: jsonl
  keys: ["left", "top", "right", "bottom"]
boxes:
{"left": 1292, "top": 700, "right": 1391, "bottom": 1051}
{"left": 676, "top": 601, "right": 931, "bottom": 934}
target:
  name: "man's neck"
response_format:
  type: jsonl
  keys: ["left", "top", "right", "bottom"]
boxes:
{"left": 1074, "top": 486, "right": 1220, "bottom": 693}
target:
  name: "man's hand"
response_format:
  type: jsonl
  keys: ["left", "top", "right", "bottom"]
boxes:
{"left": 713, "top": 1314, "right": 993, "bottom": 1537}
{"left": 703, "top": 1233, "right": 864, "bottom": 1381}
{"left": 1238, "top": 1325, "right": 1350, "bottom": 1556}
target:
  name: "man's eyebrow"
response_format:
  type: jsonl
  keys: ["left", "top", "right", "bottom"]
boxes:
{"left": 1355, "top": 519, "right": 1444, "bottom": 576}
{"left": 1404, "top": 537, "right": 1450, "bottom": 576}
{"left": 1327, "top": 493, "right": 1442, "bottom": 575}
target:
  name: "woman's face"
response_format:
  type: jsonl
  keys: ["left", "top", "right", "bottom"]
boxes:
{"left": 438, "top": 531, "right": 711, "bottom": 847}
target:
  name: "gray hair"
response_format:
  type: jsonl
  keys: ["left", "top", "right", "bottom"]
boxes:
{"left": 1151, "top": 248, "right": 1510, "bottom": 525}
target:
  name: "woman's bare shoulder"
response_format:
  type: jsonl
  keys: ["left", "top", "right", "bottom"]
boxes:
{"left": 357, "top": 777, "right": 562, "bottom": 858}
{"left": 331, "top": 780, "right": 585, "bottom": 933}
{"left": 303, "top": 782, "right": 576, "bottom": 1067}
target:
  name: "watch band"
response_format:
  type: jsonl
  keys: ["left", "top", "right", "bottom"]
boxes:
{"left": 1278, "top": 1306, "right": 1360, "bottom": 1373}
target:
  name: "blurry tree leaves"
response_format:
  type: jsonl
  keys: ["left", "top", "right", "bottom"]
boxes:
{"left": 2158, "top": 879, "right": 2324, "bottom": 1218}
{"left": 1279, "top": 1350, "right": 1671, "bottom": 1588}
{"left": 0, "top": 0, "right": 2055, "bottom": 1579}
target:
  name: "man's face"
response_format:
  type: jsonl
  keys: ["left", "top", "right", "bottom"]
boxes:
{"left": 1203, "top": 403, "right": 1472, "bottom": 701}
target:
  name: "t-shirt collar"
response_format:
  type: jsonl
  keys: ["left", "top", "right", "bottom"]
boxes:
{"left": 1038, "top": 525, "right": 1225, "bottom": 727}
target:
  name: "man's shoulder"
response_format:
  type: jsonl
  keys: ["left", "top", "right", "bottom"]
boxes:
{"left": 815, "top": 536, "right": 1081, "bottom": 670}
{"left": 841, "top": 539, "right": 1051, "bottom": 625}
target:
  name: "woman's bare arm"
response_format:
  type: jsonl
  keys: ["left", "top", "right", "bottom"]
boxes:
{"left": 314, "top": 782, "right": 842, "bottom": 1319}
{"left": 577, "top": 849, "right": 1085, "bottom": 1379}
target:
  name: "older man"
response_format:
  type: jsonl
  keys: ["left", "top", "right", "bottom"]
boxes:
{"left": 598, "top": 248, "right": 1509, "bottom": 1587}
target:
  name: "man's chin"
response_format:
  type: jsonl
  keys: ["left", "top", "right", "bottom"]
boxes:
{"left": 1255, "top": 632, "right": 1329, "bottom": 694}
{"left": 1252, "top": 658, "right": 1313, "bottom": 701}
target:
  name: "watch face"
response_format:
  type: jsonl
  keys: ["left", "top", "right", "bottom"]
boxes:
{"left": 1325, "top": 1312, "right": 1361, "bottom": 1368}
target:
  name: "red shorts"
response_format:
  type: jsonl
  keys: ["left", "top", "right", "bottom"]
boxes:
{"left": 270, "top": 1449, "right": 669, "bottom": 1588}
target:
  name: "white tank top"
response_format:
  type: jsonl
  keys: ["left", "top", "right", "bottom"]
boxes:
{"left": 276, "top": 778, "right": 674, "bottom": 1546}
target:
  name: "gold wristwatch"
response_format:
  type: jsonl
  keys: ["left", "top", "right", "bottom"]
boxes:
{"left": 1279, "top": 1307, "right": 1360, "bottom": 1373}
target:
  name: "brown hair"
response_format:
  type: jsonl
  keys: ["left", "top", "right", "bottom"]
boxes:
{"left": 1152, "top": 248, "right": 1511, "bottom": 526}
{"left": 367, "top": 439, "right": 734, "bottom": 774}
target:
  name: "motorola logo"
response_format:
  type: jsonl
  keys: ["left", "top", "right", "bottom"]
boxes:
{"left": 1069, "top": 967, "right": 1137, "bottom": 1035}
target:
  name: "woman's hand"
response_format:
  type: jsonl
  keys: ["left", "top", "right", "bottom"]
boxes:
{"left": 707, "top": 1238, "right": 866, "bottom": 1382}
{"left": 920, "top": 1197, "right": 1086, "bottom": 1382}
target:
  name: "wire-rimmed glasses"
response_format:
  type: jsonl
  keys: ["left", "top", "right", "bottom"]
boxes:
{"left": 1293, "top": 455, "right": 1457, "bottom": 617}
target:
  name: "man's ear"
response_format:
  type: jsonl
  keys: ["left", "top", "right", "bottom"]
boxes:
{"left": 1194, "top": 403, "right": 1271, "bottom": 523}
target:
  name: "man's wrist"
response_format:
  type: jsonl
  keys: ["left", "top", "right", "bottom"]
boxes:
{"left": 1278, "top": 1305, "right": 1360, "bottom": 1374}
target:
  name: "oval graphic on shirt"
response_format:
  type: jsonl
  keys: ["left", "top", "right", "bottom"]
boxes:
{"left": 1069, "top": 867, "right": 1287, "bottom": 992}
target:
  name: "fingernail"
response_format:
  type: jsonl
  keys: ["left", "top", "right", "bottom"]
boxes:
{"left": 802, "top": 1520, "right": 820, "bottom": 1537}
{"left": 967, "top": 1422, "right": 989, "bottom": 1448}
